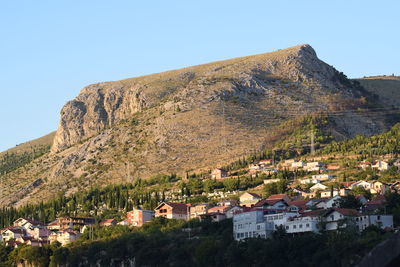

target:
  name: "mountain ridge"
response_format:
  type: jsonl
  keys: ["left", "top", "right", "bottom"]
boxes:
{"left": 0, "top": 44, "right": 397, "bottom": 207}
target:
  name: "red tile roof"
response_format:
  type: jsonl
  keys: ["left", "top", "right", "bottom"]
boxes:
{"left": 254, "top": 199, "right": 286, "bottom": 207}
{"left": 207, "top": 206, "right": 230, "bottom": 214}
{"left": 288, "top": 199, "right": 309, "bottom": 207}
{"left": 267, "top": 194, "right": 289, "bottom": 200}
{"left": 300, "top": 209, "right": 327, "bottom": 217}
{"left": 161, "top": 202, "right": 189, "bottom": 213}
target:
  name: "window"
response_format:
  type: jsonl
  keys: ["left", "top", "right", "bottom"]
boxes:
{"left": 306, "top": 224, "right": 310, "bottom": 227}
{"left": 237, "top": 233, "right": 240, "bottom": 238}
{"left": 257, "top": 225, "right": 261, "bottom": 230}
{"left": 299, "top": 224, "right": 303, "bottom": 228}
{"left": 293, "top": 225, "right": 297, "bottom": 229}
{"left": 286, "top": 226, "right": 289, "bottom": 230}
{"left": 377, "top": 215, "right": 381, "bottom": 220}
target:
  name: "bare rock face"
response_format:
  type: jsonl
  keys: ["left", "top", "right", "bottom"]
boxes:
{"left": 52, "top": 83, "right": 147, "bottom": 152}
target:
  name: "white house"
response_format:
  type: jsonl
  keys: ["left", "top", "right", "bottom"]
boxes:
{"left": 13, "top": 218, "right": 44, "bottom": 230}
{"left": 372, "top": 161, "right": 389, "bottom": 171}
{"left": 263, "top": 178, "right": 281, "bottom": 185}
{"left": 233, "top": 210, "right": 299, "bottom": 241}
{"left": 49, "top": 229, "right": 81, "bottom": 246}
{"left": 291, "top": 161, "right": 305, "bottom": 169}
{"left": 350, "top": 181, "right": 372, "bottom": 191}
{"left": 311, "top": 174, "right": 333, "bottom": 181}
{"left": 356, "top": 214, "right": 393, "bottom": 231}
{"left": 233, "top": 210, "right": 274, "bottom": 240}
{"left": 239, "top": 192, "right": 262, "bottom": 207}
{"left": 324, "top": 208, "right": 361, "bottom": 231}
{"left": 304, "top": 162, "right": 325, "bottom": 172}
{"left": 310, "top": 183, "right": 328, "bottom": 192}
{"left": 315, "top": 195, "right": 341, "bottom": 209}
{"left": 264, "top": 212, "right": 298, "bottom": 229}
{"left": 1, "top": 228, "right": 26, "bottom": 242}
{"left": 370, "top": 181, "right": 390, "bottom": 194}
{"left": 154, "top": 202, "right": 188, "bottom": 220}
{"left": 300, "top": 178, "right": 319, "bottom": 184}
{"left": 320, "top": 188, "right": 349, "bottom": 198}
{"left": 285, "top": 216, "right": 320, "bottom": 234}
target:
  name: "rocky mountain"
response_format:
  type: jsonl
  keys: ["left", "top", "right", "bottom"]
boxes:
{"left": 0, "top": 44, "right": 396, "bottom": 206}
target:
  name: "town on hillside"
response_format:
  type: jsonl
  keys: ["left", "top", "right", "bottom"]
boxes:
{"left": 1, "top": 156, "right": 400, "bottom": 248}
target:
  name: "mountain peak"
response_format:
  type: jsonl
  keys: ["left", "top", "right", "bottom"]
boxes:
{"left": 281, "top": 44, "right": 317, "bottom": 60}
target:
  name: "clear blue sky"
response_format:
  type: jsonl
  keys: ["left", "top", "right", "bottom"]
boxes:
{"left": 0, "top": 0, "right": 399, "bottom": 152}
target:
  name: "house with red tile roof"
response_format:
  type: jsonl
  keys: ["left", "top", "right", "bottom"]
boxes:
{"left": 49, "top": 229, "right": 81, "bottom": 246}
{"left": 155, "top": 202, "right": 189, "bottom": 220}
{"left": 1, "top": 227, "right": 26, "bottom": 242}
{"left": 324, "top": 208, "right": 361, "bottom": 231}
{"left": 207, "top": 205, "right": 243, "bottom": 218}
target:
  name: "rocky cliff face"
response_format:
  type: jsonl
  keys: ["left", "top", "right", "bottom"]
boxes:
{"left": 0, "top": 44, "right": 394, "bottom": 206}
{"left": 52, "top": 83, "right": 147, "bottom": 152}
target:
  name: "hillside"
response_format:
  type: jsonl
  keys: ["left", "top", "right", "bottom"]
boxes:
{"left": 0, "top": 44, "right": 398, "bottom": 207}
{"left": 0, "top": 132, "right": 55, "bottom": 175}
{"left": 354, "top": 76, "right": 400, "bottom": 107}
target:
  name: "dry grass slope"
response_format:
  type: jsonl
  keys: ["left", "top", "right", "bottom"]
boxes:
{"left": 0, "top": 132, "right": 55, "bottom": 157}
{"left": 354, "top": 76, "right": 400, "bottom": 107}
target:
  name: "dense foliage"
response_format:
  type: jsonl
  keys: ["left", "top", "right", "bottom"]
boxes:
{"left": 0, "top": 145, "right": 50, "bottom": 175}
{"left": 320, "top": 123, "right": 400, "bottom": 156}
{"left": 222, "top": 116, "right": 333, "bottom": 172}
